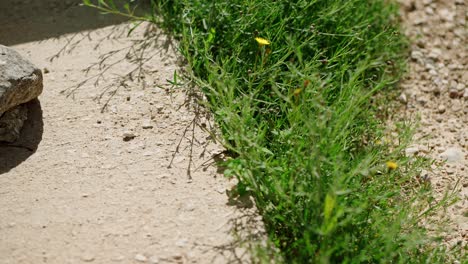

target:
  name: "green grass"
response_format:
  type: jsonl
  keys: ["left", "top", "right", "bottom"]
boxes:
{"left": 85, "top": 0, "right": 463, "bottom": 262}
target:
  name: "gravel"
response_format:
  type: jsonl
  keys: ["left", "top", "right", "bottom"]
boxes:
{"left": 396, "top": 0, "right": 467, "bottom": 248}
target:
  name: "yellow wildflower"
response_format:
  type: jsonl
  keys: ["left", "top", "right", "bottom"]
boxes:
{"left": 386, "top": 161, "right": 398, "bottom": 170}
{"left": 255, "top": 37, "right": 271, "bottom": 46}
{"left": 293, "top": 88, "right": 302, "bottom": 97}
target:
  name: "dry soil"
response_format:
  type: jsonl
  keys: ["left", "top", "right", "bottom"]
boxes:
{"left": 0, "top": 1, "right": 263, "bottom": 263}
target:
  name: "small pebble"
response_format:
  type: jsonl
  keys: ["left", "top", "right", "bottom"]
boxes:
{"left": 123, "top": 131, "right": 136, "bottom": 141}
{"left": 398, "top": 93, "right": 407, "bottom": 104}
{"left": 142, "top": 120, "right": 153, "bottom": 129}
{"left": 449, "top": 89, "right": 460, "bottom": 99}
{"left": 437, "top": 105, "right": 446, "bottom": 113}
{"left": 175, "top": 238, "right": 188, "bottom": 247}
{"left": 81, "top": 253, "right": 95, "bottom": 262}
{"left": 149, "top": 256, "right": 159, "bottom": 264}
{"left": 134, "top": 254, "right": 147, "bottom": 262}
{"left": 405, "top": 147, "right": 419, "bottom": 156}
{"left": 111, "top": 255, "right": 125, "bottom": 262}
{"left": 440, "top": 148, "right": 464, "bottom": 163}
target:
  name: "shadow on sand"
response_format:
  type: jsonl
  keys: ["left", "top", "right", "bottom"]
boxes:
{"left": 0, "top": 0, "right": 129, "bottom": 46}
{"left": 0, "top": 100, "right": 43, "bottom": 174}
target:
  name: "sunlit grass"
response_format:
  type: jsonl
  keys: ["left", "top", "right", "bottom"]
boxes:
{"left": 84, "top": 0, "right": 463, "bottom": 262}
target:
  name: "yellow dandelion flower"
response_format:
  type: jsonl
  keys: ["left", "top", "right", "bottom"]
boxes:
{"left": 386, "top": 161, "right": 398, "bottom": 170}
{"left": 255, "top": 37, "right": 271, "bottom": 46}
{"left": 293, "top": 88, "right": 302, "bottom": 97}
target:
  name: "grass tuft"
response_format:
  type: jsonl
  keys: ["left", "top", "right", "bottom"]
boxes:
{"left": 85, "top": 0, "right": 463, "bottom": 262}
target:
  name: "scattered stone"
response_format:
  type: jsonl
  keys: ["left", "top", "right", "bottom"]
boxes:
{"left": 420, "top": 169, "right": 430, "bottom": 181}
{"left": 428, "top": 69, "right": 437, "bottom": 76}
{"left": 149, "top": 256, "right": 159, "bottom": 264}
{"left": 143, "top": 151, "right": 154, "bottom": 157}
{"left": 122, "top": 131, "right": 136, "bottom": 141}
{"left": 134, "top": 254, "right": 147, "bottom": 262}
{"left": 439, "top": 9, "right": 455, "bottom": 22}
{"left": 427, "top": 48, "right": 441, "bottom": 60}
{"left": 449, "top": 89, "right": 460, "bottom": 99}
{"left": 445, "top": 167, "right": 455, "bottom": 175}
{"left": 422, "top": 0, "right": 432, "bottom": 5}
{"left": 412, "top": 12, "right": 427, "bottom": 25}
{"left": 405, "top": 147, "right": 419, "bottom": 156}
{"left": 111, "top": 255, "right": 125, "bottom": 262}
{"left": 416, "top": 96, "right": 428, "bottom": 106}
{"left": 43, "top": 67, "right": 49, "bottom": 74}
{"left": 420, "top": 85, "right": 434, "bottom": 93}
{"left": 410, "top": 50, "right": 424, "bottom": 62}
{"left": 142, "top": 120, "right": 153, "bottom": 129}
{"left": 175, "top": 238, "right": 188, "bottom": 247}
{"left": 81, "top": 253, "right": 95, "bottom": 262}
{"left": 440, "top": 148, "right": 464, "bottom": 163}
{"left": 437, "top": 105, "right": 446, "bottom": 114}
{"left": 451, "top": 102, "right": 462, "bottom": 112}
{"left": 398, "top": 93, "right": 407, "bottom": 104}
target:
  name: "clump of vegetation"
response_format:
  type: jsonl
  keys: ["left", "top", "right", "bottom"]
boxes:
{"left": 85, "top": 0, "right": 462, "bottom": 262}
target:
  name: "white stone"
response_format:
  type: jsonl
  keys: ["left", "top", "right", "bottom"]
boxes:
{"left": 440, "top": 148, "right": 464, "bottom": 163}
{"left": 134, "top": 254, "right": 147, "bottom": 262}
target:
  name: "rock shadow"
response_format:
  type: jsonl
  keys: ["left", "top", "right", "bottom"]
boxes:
{"left": 0, "top": 0, "right": 130, "bottom": 46}
{"left": 0, "top": 99, "right": 43, "bottom": 174}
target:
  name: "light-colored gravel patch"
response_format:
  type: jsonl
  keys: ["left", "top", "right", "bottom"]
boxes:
{"left": 397, "top": 0, "right": 466, "bottom": 248}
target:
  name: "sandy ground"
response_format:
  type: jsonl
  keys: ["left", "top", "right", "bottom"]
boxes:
{"left": 0, "top": 1, "right": 263, "bottom": 263}
{"left": 1, "top": 0, "right": 466, "bottom": 262}
{"left": 397, "top": 0, "right": 467, "bottom": 249}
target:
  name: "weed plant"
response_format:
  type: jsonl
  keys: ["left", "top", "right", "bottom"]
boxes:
{"left": 84, "top": 0, "right": 462, "bottom": 262}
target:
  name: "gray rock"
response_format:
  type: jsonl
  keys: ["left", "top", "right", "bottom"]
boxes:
{"left": 0, "top": 45, "right": 43, "bottom": 116}
{"left": 0, "top": 104, "right": 27, "bottom": 142}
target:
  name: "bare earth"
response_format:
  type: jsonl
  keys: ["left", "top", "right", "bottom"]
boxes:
{"left": 0, "top": 0, "right": 466, "bottom": 263}
{"left": 397, "top": 0, "right": 467, "bottom": 249}
{"left": 0, "top": 1, "right": 263, "bottom": 264}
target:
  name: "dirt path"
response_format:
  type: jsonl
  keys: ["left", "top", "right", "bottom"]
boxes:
{"left": 0, "top": 1, "right": 262, "bottom": 263}
{"left": 397, "top": 0, "right": 466, "bottom": 248}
